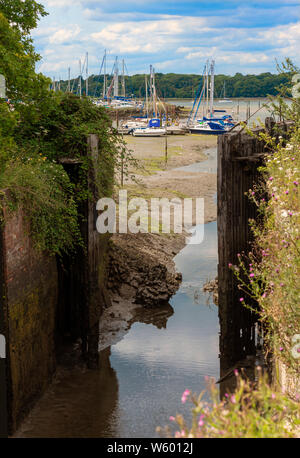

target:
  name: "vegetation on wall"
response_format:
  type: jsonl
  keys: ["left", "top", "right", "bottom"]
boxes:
{"left": 230, "top": 64, "right": 300, "bottom": 374}
{"left": 0, "top": 1, "right": 133, "bottom": 256}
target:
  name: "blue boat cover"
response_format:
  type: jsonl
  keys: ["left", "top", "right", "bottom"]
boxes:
{"left": 149, "top": 118, "right": 160, "bottom": 127}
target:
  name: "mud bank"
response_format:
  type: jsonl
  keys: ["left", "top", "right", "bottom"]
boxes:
{"left": 108, "top": 233, "right": 184, "bottom": 307}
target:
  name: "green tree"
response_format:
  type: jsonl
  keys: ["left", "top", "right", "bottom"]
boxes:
{"left": 0, "top": 1, "right": 49, "bottom": 101}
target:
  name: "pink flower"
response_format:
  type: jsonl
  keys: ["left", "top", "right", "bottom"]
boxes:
{"left": 271, "top": 393, "right": 276, "bottom": 400}
{"left": 234, "top": 369, "right": 239, "bottom": 376}
{"left": 169, "top": 416, "right": 175, "bottom": 422}
{"left": 230, "top": 395, "right": 236, "bottom": 404}
{"left": 228, "top": 263, "right": 232, "bottom": 268}
{"left": 293, "top": 181, "right": 298, "bottom": 186}
{"left": 240, "top": 298, "right": 244, "bottom": 302}
{"left": 250, "top": 273, "right": 254, "bottom": 278}
{"left": 285, "top": 190, "right": 289, "bottom": 195}
{"left": 279, "top": 347, "right": 284, "bottom": 352}
{"left": 198, "top": 414, "right": 205, "bottom": 428}
{"left": 269, "top": 177, "right": 273, "bottom": 181}
{"left": 181, "top": 389, "right": 191, "bottom": 404}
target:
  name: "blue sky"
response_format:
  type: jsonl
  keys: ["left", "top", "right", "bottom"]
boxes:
{"left": 33, "top": 0, "right": 300, "bottom": 79}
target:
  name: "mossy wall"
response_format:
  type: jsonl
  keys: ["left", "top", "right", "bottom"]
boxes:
{"left": 0, "top": 203, "right": 57, "bottom": 432}
{"left": 0, "top": 135, "right": 112, "bottom": 433}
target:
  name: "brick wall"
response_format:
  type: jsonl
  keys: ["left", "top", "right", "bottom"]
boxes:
{"left": 0, "top": 202, "right": 57, "bottom": 432}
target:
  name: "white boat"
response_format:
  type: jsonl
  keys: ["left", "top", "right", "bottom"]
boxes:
{"left": 189, "top": 121, "right": 228, "bottom": 135}
{"left": 218, "top": 99, "right": 233, "bottom": 104}
{"left": 218, "top": 81, "right": 232, "bottom": 103}
{"left": 132, "top": 127, "right": 166, "bottom": 137}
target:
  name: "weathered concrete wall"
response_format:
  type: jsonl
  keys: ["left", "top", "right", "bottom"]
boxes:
{"left": 0, "top": 202, "right": 57, "bottom": 432}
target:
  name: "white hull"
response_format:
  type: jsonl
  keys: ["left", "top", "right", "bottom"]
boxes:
{"left": 133, "top": 127, "right": 166, "bottom": 137}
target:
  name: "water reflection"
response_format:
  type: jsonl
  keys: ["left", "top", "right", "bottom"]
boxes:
{"left": 16, "top": 223, "right": 219, "bottom": 438}
{"left": 16, "top": 348, "right": 119, "bottom": 438}
{"left": 107, "top": 222, "right": 219, "bottom": 438}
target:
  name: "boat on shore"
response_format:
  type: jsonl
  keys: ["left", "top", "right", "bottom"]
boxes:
{"left": 132, "top": 127, "right": 166, "bottom": 137}
{"left": 189, "top": 121, "right": 228, "bottom": 135}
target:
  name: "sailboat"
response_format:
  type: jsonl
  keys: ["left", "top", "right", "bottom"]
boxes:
{"left": 131, "top": 66, "right": 167, "bottom": 137}
{"left": 218, "top": 81, "right": 232, "bottom": 104}
{"left": 188, "top": 60, "right": 235, "bottom": 135}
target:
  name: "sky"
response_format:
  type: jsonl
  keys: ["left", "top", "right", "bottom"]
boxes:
{"left": 33, "top": 0, "right": 300, "bottom": 79}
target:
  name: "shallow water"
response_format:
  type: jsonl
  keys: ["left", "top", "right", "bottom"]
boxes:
{"left": 107, "top": 222, "right": 219, "bottom": 438}
{"left": 175, "top": 147, "right": 217, "bottom": 174}
{"left": 16, "top": 221, "right": 219, "bottom": 438}
{"left": 168, "top": 97, "right": 277, "bottom": 124}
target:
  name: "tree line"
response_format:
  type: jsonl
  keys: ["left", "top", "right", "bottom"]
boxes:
{"left": 58, "top": 71, "right": 291, "bottom": 99}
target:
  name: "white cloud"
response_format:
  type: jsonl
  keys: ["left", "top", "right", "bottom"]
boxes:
{"left": 185, "top": 49, "right": 270, "bottom": 65}
{"left": 49, "top": 26, "right": 81, "bottom": 44}
{"left": 34, "top": 3, "right": 300, "bottom": 77}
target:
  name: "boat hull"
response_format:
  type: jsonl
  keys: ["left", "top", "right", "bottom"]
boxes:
{"left": 132, "top": 128, "right": 166, "bottom": 137}
{"left": 133, "top": 132, "right": 166, "bottom": 137}
{"left": 189, "top": 127, "right": 226, "bottom": 135}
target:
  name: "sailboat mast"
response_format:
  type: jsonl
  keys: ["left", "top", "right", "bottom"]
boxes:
{"left": 209, "top": 59, "right": 215, "bottom": 118}
{"left": 67, "top": 67, "right": 71, "bottom": 92}
{"left": 206, "top": 60, "right": 209, "bottom": 117}
{"left": 153, "top": 67, "right": 157, "bottom": 118}
{"left": 145, "top": 74, "right": 149, "bottom": 118}
{"left": 103, "top": 50, "right": 107, "bottom": 98}
{"left": 79, "top": 59, "right": 82, "bottom": 98}
{"left": 122, "top": 59, "right": 125, "bottom": 97}
{"left": 149, "top": 65, "right": 153, "bottom": 116}
{"left": 114, "top": 56, "right": 119, "bottom": 97}
{"left": 86, "top": 52, "right": 89, "bottom": 97}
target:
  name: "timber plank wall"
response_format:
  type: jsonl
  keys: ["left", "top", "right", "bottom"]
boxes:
{"left": 0, "top": 134, "right": 110, "bottom": 433}
{"left": 217, "top": 119, "right": 294, "bottom": 384}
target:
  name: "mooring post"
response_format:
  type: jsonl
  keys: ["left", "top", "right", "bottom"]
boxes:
{"left": 165, "top": 134, "right": 168, "bottom": 165}
{"left": 217, "top": 128, "right": 265, "bottom": 374}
